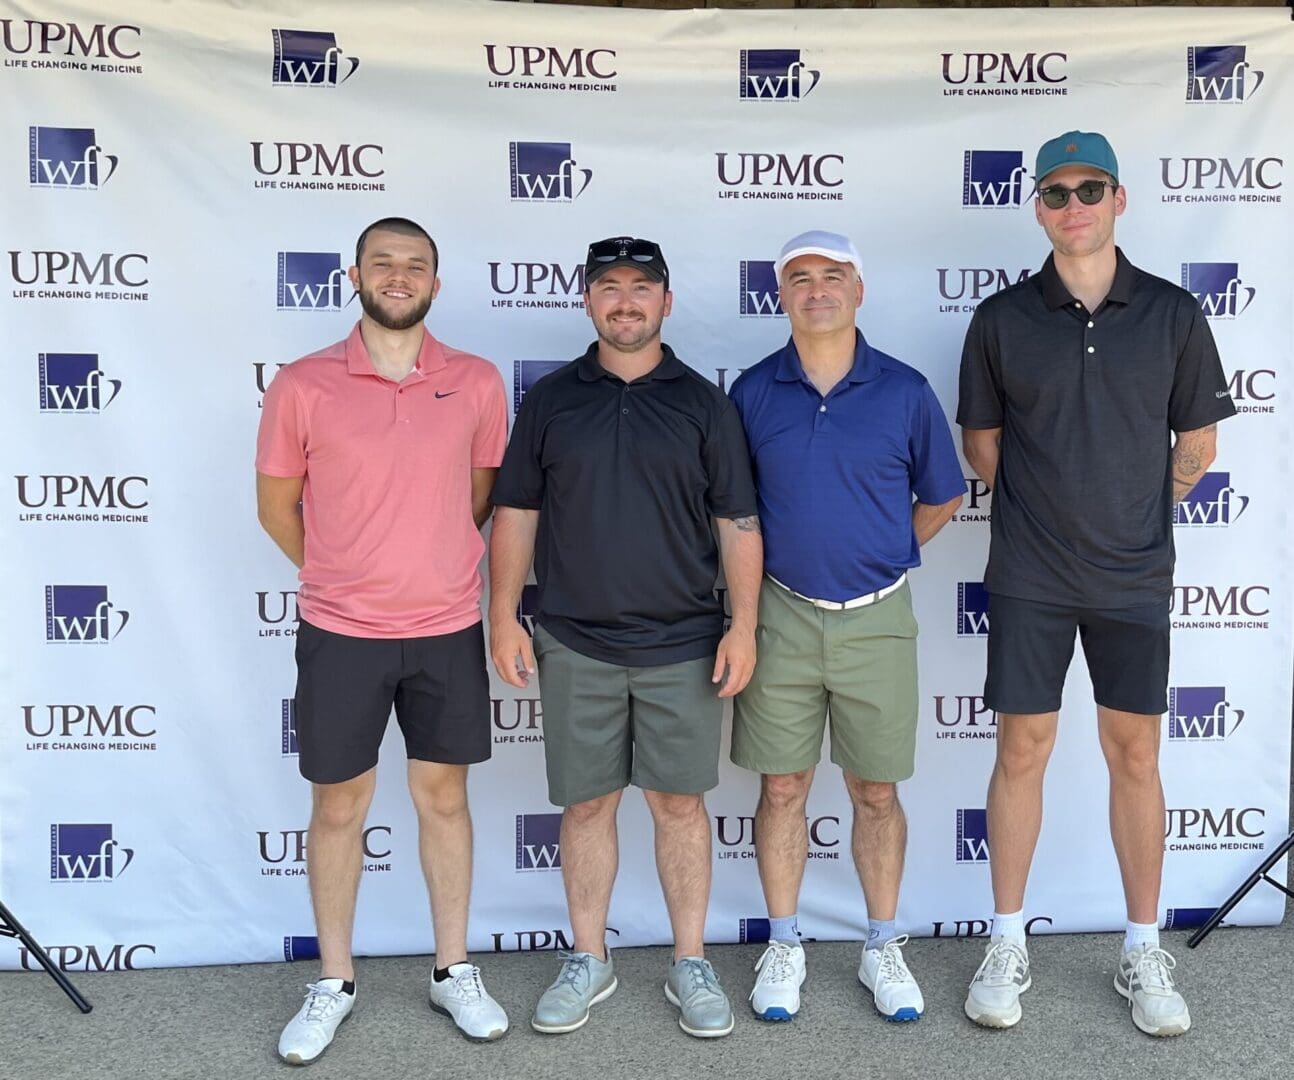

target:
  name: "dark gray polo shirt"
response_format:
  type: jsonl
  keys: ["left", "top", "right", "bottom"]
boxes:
{"left": 492, "top": 342, "right": 758, "bottom": 666}
{"left": 957, "top": 248, "right": 1236, "bottom": 608}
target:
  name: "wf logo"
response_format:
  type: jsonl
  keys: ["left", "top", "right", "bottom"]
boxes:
{"left": 39, "top": 353, "right": 121, "bottom": 412}
{"left": 277, "top": 252, "right": 345, "bottom": 311}
{"left": 1181, "top": 263, "right": 1255, "bottom": 319}
{"left": 1186, "top": 46, "right": 1263, "bottom": 103}
{"left": 45, "top": 586, "right": 129, "bottom": 643}
{"left": 1168, "top": 687, "right": 1244, "bottom": 741}
{"left": 1173, "top": 472, "right": 1249, "bottom": 526}
{"left": 739, "top": 261, "right": 783, "bottom": 317}
{"left": 515, "top": 813, "right": 562, "bottom": 870}
{"left": 957, "top": 582, "right": 990, "bottom": 637}
{"left": 281, "top": 699, "right": 297, "bottom": 756}
{"left": 509, "top": 142, "right": 592, "bottom": 201}
{"left": 739, "top": 49, "right": 820, "bottom": 100}
{"left": 513, "top": 360, "right": 566, "bottom": 413}
{"left": 271, "top": 29, "right": 359, "bottom": 86}
{"left": 50, "top": 824, "right": 134, "bottom": 881}
{"left": 956, "top": 809, "right": 990, "bottom": 863}
{"left": 962, "top": 151, "right": 1027, "bottom": 208}
{"left": 739, "top": 918, "right": 771, "bottom": 944}
{"left": 29, "top": 127, "right": 117, "bottom": 188}
{"left": 1163, "top": 908, "right": 1221, "bottom": 931}
{"left": 283, "top": 936, "right": 320, "bottom": 961}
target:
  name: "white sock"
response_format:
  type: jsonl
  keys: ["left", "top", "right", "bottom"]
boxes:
{"left": 1124, "top": 920, "right": 1159, "bottom": 953}
{"left": 991, "top": 910, "right": 1026, "bottom": 944}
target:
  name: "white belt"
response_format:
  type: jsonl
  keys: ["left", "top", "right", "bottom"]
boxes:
{"left": 767, "top": 572, "right": 906, "bottom": 612}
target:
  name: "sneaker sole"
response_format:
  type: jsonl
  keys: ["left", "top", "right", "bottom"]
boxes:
{"left": 964, "top": 974, "right": 1031, "bottom": 1029}
{"left": 429, "top": 1001, "right": 509, "bottom": 1043}
{"left": 529, "top": 977, "right": 618, "bottom": 1035}
{"left": 754, "top": 1005, "right": 797, "bottom": 1022}
{"left": 1114, "top": 976, "right": 1191, "bottom": 1037}
{"left": 278, "top": 1010, "right": 351, "bottom": 1065}
{"left": 663, "top": 983, "right": 735, "bottom": 1038}
{"left": 858, "top": 973, "right": 923, "bottom": 1023}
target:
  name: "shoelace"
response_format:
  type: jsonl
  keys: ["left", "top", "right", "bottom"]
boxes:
{"left": 449, "top": 965, "right": 485, "bottom": 1002}
{"left": 1131, "top": 948, "right": 1178, "bottom": 994}
{"left": 975, "top": 940, "right": 1028, "bottom": 986}
{"left": 876, "top": 935, "right": 915, "bottom": 984}
{"left": 302, "top": 982, "right": 347, "bottom": 1022}
{"left": 553, "top": 950, "right": 592, "bottom": 992}
{"left": 679, "top": 958, "right": 720, "bottom": 997}
{"left": 750, "top": 942, "right": 798, "bottom": 998}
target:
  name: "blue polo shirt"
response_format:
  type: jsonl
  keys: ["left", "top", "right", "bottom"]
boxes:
{"left": 729, "top": 332, "right": 964, "bottom": 602}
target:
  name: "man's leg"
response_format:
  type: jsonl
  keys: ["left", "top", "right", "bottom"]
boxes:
{"left": 407, "top": 761, "right": 472, "bottom": 969}
{"left": 309, "top": 769, "right": 379, "bottom": 981}
{"left": 642, "top": 789, "right": 712, "bottom": 959}
{"left": 987, "top": 712, "right": 1059, "bottom": 915}
{"left": 562, "top": 790, "right": 624, "bottom": 958}
{"left": 755, "top": 768, "right": 815, "bottom": 931}
{"left": 1096, "top": 708, "right": 1164, "bottom": 924}
{"left": 843, "top": 774, "right": 905, "bottom": 926}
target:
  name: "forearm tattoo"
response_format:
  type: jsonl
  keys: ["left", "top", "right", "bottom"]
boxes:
{"left": 731, "top": 515, "right": 762, "bottom": 533}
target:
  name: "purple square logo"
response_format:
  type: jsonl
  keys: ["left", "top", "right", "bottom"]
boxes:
{"left": 513, "top": 360, "right": 567, "bottom": 413}
{"left": 39, "top": 353, "right": 121, "bottom": 412}
{"left": 1187, "top": 46, "right": 1263, "bottom": 103}
{"left": 962, "top": 150, "right": 1026, "bottom": 208}
{"left": 739, "top": 49, "right": 820, "bottom": 100}
{"left": 515, "top": 813, "right": 562, "bottom": 870}
{"left": 957, "top": 582, "right": 990, "bottom": 637}
{"left": 50, "top": 823, "right": 134, "bottom": 881}
{"left": 956, "top": 809, "right": 989, "bottom": 863}
{"left": 271, "top": 29, "right": 359, "bottom": 86}
{"left": 277, "top": 252, "right": 345, "bottom": 311}
{"left": 739, "top": 261, "right": 784, "bottom": 317}
{"left": 509, "top": 142, "right": 592, "bottom": 201}
{"left": 29, "top": 126, "right": 117, "bottom": 188}
{"left": 1168, "top": 686, "right": 1243, "bottom": 740}
{"left": 45, "top": 585, "right": 129, "bottom": 643}
{"left": 1173, "top": 472, "right": 1249, "bottom": 526}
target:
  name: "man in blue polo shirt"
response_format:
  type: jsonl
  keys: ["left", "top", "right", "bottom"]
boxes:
{"left": 728, "top": 230, "right": 964, "bottom": 1023}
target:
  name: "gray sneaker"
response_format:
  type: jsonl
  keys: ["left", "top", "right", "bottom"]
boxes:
{"left": 664, "top": 957, "right": 734, "bottom": 1038}
{"left": 531, "top": 949, "right": 617, "bottom": 1034}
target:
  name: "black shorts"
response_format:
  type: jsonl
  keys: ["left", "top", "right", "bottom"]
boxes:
{"left": 293, "top": 618, "right": 491, "bottom": 784}
{"left": 984, "top": 594, "right": 1170, "bottom": 716}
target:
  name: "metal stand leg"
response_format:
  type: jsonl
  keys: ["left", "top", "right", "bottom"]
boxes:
{"left": 1187, "top": 831, "right": 1294, "bottom": 949}
{"left": 0, "top": 900, "right": 93, "bottom": 1013}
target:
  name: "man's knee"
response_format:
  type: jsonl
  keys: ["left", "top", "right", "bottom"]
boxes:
{"left": 760, "top": 769, "right": 813, "bottom": 814}
{"left": 844, "top": 774, "right": 898, "bottom": 815}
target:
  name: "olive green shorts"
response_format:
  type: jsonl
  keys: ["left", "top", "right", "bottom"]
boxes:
{"left": 533, "top": 625, "right": 722, "bottom": 807}
{"left": 731, "top": 578, "right": 919, "bottom": 782}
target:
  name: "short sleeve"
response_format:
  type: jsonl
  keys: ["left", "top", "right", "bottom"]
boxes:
{"left": 472, "top": 366, "right": 509, "bottom": 468}
{"left": 490, "top": 388, "right": 545, "bottom": 510}
{"left": 255, "top": 367, "right": 308, "bottom": 477}
{"left": 1168, "top": 302, "right": 1237, "bottom": 432}
{"left": 704, "top": 398, "right": 759, "bottom": 519}
{"left": 911, "top": 383, "right": 968, "bottom": 505}
{"left": 956, "top": 308, "right": 1005, "bottom": 430}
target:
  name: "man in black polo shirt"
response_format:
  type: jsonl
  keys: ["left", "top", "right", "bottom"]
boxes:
{"left": 489, "top": 237, "right": 763, "bottom": 1040}
{"left": 957, "top": 131, "right": 1235, "bottom": 1037}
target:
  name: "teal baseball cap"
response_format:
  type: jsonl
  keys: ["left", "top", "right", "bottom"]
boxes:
{"left": 1035, "top": 130, "right": 1119, "bottom": 185}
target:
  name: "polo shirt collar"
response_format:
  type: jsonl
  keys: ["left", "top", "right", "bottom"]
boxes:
{"left": 344, "top": 322, "right": 447, "bottom": 378}
{"left": 1037, "top": 247, "right": 1135, "bottom": 311}
{"left": 773, "top": 330, "right": 881, "bottom": 386}
{"left": 576, "top": 342, "right": 687, "bottom": 382}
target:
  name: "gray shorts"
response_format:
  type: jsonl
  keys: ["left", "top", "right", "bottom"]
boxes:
{"left": 533, "top": 625, "right": 722, "bottom": 807}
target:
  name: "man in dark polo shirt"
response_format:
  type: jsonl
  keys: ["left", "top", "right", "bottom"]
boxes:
{"left": 489, "top": 236, "right": 763, "bottom": 1040}
{"left": 957, "top": 131, "right": 1236, "bottom": 1037}
{"left": 728, "top": 230, "right": 964, "bottom": 1024}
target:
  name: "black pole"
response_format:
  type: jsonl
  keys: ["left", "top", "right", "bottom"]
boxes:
{"left": 1187, "top": 831, "right": 1294, "bottom": 949}
{"left": 0, "top": 900, "right": 93, "bottom": 1013}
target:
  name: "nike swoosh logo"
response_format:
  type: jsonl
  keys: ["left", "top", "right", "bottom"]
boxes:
{"left": 435, "top": 390, "right": 459, "bottom": 399}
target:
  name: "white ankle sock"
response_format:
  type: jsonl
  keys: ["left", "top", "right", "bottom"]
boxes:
{"left": 1124, "top": 920, "right": 1159, "bottom": 953}
{"left": 991, "top": 910, "right": 1026, "bottom": 944}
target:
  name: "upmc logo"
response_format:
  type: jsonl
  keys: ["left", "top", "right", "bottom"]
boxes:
{"left": 714, "top": 815, "right": 839, "bottom": 860}
{"left": 1181, "top": 263, "right": 1255, "bottom": 319}
{"left": 1168, "top": 686, "right": 1244, "bottom": 741}
{"left": 1165, "top": 807, "right": 1264, "bottom": 839}
{"left": 39, "top": 353, "right": 121, "bottom": 412}
{"left": 9, "top": 250, "right": 148, "bottom": 291}
{"left": 962, "top": 151, "right": 1027, "bottom": 208}
{"left": 50, "top": 823, "right": 134, "bottom": 881}
{"left": 957, "top": 581, "right": 990, "bottom": 637}
{"left": 932, "top": 916, "right": 1053, "bottom": 938}
{"left": 29, "top": 127, "right": 117, "bottom": 188}
{"left": 940, "top": 52, "right": 1066, "bottom": 88}
{"left": 515, "top": 813, "right": 562, "bottom": 870}
{"left": 20, "top": 943, "right": 155, "bottom": 971}
{"left": 1186, "top": 46, "right": 1263, "bottom": 103}
{"left": 937, "top": 268, "right": 1030, "bottom": 301}
{"left": 509, "top": 142, "right": 592, "bottom": 202}
{"left": 514, "top": 361, "right": 566, "bottom": 413}
{"left": 23, "top": 704, "right": 156, "bottom": 741}
{"left": 483, "top": 45, "right": 617, "bottom": 88}
{"left": 1173, "top": 472, "right": 1249, "bottom": 527}
{"left": 271, "top": 29, "right": 358, "bottom": 87}
{"left": 277, "top": 252, "right": 344, "bottom": 311}
{"left": 1161, "top": 157, "right": 1283, "bottom": 193}
{"left": 716, "top": 152, "right": 844, "bottom": 193}
{"left": 739, "top": 261, "right": 783, "bottom": 317}
{"left": 250, "top": 142, "right": 384, "bottom": 178}
{"left": 45, "top": 585, "right": 129, "bottom": 643}
{"left": 738, "top": 50, "right": 820, "bottom": 100}
{"left": 1, "top": 20, "right": 141, "bottom": 62}
{"left": 17, "top": 474, "right": 148, "bottom": 509}
{"left": 489, "top": 264, "right": 585, "bottom": 311}
{"left": 1172, "top": 584, "right": 1269, "bottom": 618}
{"left": 956, "top": 809, "right": 989, "bottom": 863}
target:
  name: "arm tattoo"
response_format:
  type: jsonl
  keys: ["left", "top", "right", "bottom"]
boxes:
{"left": 1171, "top": 424, "right": 1216, "bottom": 481}
{"left": 730, "top": 515, "right": 761, "bottom": 534}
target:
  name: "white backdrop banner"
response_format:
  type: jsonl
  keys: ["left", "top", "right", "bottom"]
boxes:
{"left": 2, "top": 0, "right": 1291, "bottom": 971}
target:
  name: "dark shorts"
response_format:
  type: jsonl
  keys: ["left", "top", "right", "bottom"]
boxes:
{"left": 293, "top": 618, "right": 491, "bottom": 784}
{"left": 984, "top": 594, "right": 1170, "bottom": 716}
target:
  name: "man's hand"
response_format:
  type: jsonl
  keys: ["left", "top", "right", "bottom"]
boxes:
{"left": 491, "top": 617, "right": 536, "bottom": 689}
{"left": 712, "top": 626, "right": 756, "bottom": 698}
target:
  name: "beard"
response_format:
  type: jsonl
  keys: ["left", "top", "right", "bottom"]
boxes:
{"left": 593, "top": 308, "right": 663, "bottom": 354}
{"left": 357, "top": 281, "right": 433, "bottom": 331}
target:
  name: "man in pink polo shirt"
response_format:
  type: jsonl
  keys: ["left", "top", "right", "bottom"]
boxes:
{"left": 256, "top": 217, "right": 509, "bottom": 1064}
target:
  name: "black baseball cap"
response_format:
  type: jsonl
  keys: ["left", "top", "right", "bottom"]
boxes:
{"left": 584, "top": 237, "right": 669, "bottom": 288}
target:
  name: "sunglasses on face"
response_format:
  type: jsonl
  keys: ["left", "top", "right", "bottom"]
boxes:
{"left": 587, "top": 238, "right": 662, "bottom": 264}
{"left": 1037, "top": 179, "right": 1116, "bottom": 210}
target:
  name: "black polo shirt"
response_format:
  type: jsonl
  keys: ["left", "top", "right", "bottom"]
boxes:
{"left": 957, "top": 248, "right": 1236, "bottom": 608}
{"left": 492, "top": 342, "right": 758, "bottom": 666}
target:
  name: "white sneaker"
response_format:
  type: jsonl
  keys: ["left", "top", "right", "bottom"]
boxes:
{"left": 429, "top": 963, "right": 510, "bottom": 1041}
{"left": 749, "top": 941, "right": 806, "bottom": 1021}
{"left": 964, "top": 939, "right": 1030, "bottom": 1028}
{"left": 278, "top": 979, "right": 355, "bottom": 1065}
{"left": 1116, "top": 946, "right": 1191, "bottom": 1037}
{"left": 858, "top": 935, "right": 924, "bottom": 1022}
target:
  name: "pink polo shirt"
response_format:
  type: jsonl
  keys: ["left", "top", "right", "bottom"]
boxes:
{"left": 256, "top": 324, "right": 508, "bottom": 639}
